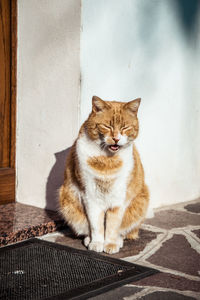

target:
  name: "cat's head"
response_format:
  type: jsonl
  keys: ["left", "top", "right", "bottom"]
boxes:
{"left": 85, "top": 96, "right": 141, "bottom": 154}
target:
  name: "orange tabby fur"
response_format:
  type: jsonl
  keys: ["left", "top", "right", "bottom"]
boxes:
{"left": 59, "top": 96, "right": 149, "bottom": 254}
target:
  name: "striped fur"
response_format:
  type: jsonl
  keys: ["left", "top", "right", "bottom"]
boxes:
{"left": 59, "top": 96, "right": 149, "bottom": 254}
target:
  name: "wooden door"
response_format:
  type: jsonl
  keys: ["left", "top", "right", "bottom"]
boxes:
{"left": 0, "top": 0, "right": 17, "bottom": 204}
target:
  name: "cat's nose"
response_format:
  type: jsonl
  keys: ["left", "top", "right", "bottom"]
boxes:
{"left": 112, "top": 137, "right": 120, "bottom": 144}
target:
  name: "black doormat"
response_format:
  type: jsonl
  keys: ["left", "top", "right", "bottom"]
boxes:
{"left": 0, "top": 238, "right": 158, "bottom": 300}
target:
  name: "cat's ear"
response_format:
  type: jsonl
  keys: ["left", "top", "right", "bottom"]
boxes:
{"left": 92, "top": 96, "right": 111, "bottom": 113}
{"left": 124, "top": 98, "right": 141, "bottom": 114}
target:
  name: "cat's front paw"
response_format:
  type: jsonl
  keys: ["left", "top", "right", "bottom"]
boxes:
{"left": 104, "top": 243, "right": 120, "bottom": 254}
{"left": 83, "top": 236, "right": 90, "bottom": 247}
{"left": 88, "top": 241, "right": 104, "bottom": 252}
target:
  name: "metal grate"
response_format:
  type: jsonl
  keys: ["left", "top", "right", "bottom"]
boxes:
{"left": 0, "top": 238, "right": 158, "bottom": 300}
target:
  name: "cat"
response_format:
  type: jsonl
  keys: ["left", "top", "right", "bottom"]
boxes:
{"left": 59, "top": 96, "right": 149, "bottom": 254}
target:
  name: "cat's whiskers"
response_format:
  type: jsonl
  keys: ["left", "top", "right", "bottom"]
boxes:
{"left": 100, "top": 141, "right": 107, "bottom": 151}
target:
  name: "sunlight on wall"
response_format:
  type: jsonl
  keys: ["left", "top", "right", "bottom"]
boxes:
{"left": 81, "top": 0, "right": 200, "bottom": 208}
{"left": 17, "top": 0, "right": 81, "bottom": 209}
{"left": 16, "top": 0, "right": 200, "bottom": 210}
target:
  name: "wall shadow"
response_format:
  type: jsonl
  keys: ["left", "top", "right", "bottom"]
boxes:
{"left": 173, "top": 0, "right": 200, "bottom": 43}
{"left": 45, "top": 147, "right": 71, "bottom": 212}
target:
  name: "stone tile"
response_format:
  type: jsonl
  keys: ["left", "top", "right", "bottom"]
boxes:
{"left": 55, "top": 233, "right": 87, "bottom": 251}
{"left": 141, "top": 291, "right": 195, "bottom": 300}
{"left": 0, "top": 203, "right": 64, "bottom": 246}
{"left": 184, "top": 202, "right": 200, "bottom": 214}
{"left": 147, "top": 234, "right": 200, "bottom": 276}
{"left": 145, "top": 210, "right": 200, "bottom": 229}
{"left": 88, "top": 286, "right": 142, "bottom": 300}
{"left": 47, "top": 229, "right": 158, "bottom": 259}
{"left": 134, "top": 272, "right": 200, "bottom": 292}
{"left": 192, "top": 230, "right": 200, "bottom": 239}
{"left": 112, "top": 229, "right": 158, "bottom": 259}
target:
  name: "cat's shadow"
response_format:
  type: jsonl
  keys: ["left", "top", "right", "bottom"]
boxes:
{"left": 45, "top": 147, "right": 71, "bottom": 212}
{"left": 45, "top": 147, "right": 85, "bottom": 241}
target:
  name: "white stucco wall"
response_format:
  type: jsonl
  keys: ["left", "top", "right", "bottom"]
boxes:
{"left": 81, "top": 0, "right": 200, "bottom": 208}
{"left": 16, "top": 0, "right": 200, "bottom": 211}
{"left": 17, "top": 0, "right": 81, "bottom": 210}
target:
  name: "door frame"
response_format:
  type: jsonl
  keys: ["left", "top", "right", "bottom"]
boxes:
{"left": 10, "top": 0, "right": 17, "bottom": 169}
{"left": 0, "top": 0, "right": 17, "bottom": 204}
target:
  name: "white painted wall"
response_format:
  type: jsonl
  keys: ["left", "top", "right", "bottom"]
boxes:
{"left": 16, "top": 0, "right": 200, "bottom": 211}
{"left": 81, "top": 0, "right": 200, "bottom": 208}
{"left": 17, "top": 0, "right": 81, "bottom": 210}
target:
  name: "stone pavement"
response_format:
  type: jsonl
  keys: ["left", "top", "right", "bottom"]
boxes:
{"left": 40, "top": 198, "right": 200, "bottom": 299}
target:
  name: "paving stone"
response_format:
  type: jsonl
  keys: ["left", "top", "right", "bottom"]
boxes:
{"left": 88, "top": 286, "right": 142, "bottom": 299}
{"left": 133, "top": 272, "right": 200, "bottom": 292}
{"left": 147, "top": 234, "right": 200, "bottom": 276}
{"left": 140, "top": 291, "right": 195, "bottom": 300}
{"left": 113, "top": 229, "right": 158, "bottom": 259}
{"left": 145, "top": 210, "right": 200, "bottom": 229}
{"left": 192, "top": 229, "right": 200, "bottom": 239}
{"left": 55, "top": 233, "right": 87, "bottom": 251}
{"left": 52, "top": 229, "right": 158, "bottom": 259}
{"left": 184, "top": 202, "right": 200, "bottom": 214}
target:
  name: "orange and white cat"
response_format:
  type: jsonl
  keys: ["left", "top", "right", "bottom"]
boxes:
{"left": 59, "top": 96, "right": 149, "bottom": 254}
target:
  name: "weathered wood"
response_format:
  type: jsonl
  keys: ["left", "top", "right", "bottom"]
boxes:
{"left": 0, "top": 168, "right": 15, "bottom": 204}
{"left": 10, "top": 0, "right": 17, "bottom": 169}
{"left": 0, "top": 0, "right": 11, "bottom": 168}
{"left": 0, "top": 0, "right": 17, "bottom": 204}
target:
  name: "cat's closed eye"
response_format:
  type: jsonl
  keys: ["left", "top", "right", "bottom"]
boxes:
{"left": 97, "top": 124, "right": 113, "bottom": 133}
{"left": 121, "top": 126, "right": 133, "bottom": 133}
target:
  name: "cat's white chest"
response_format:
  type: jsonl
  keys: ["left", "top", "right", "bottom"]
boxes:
{"left": 77, "top": 134, "right": 134, "bottom": 210}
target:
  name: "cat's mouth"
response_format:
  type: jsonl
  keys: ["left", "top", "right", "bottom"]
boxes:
{"left": 108, "top": 144, "right": 120, "bottom": 152}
